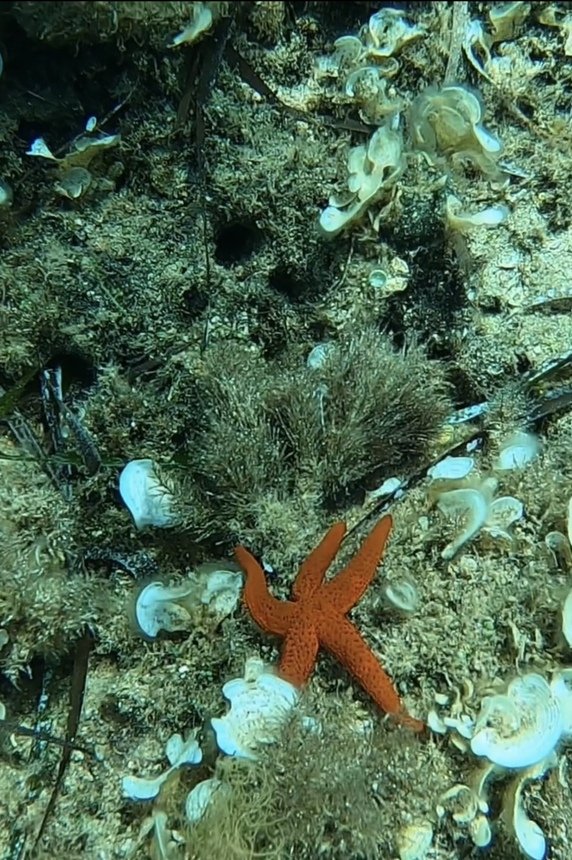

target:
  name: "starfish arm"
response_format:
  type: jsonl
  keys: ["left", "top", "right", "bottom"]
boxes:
{"left": 322, "top": 515, "right": 392, "bottom": 614}
{"left": 292, "top": 521, "right": 347, "bottom": 601}
{"left": 235, "top": 545, "right": 294, "bottom": 636}
{"left": 278, "top": 619, "right": 320, "bottom": 688}
{"left": 319, "top": 614, "right": 423, "bottom": 731}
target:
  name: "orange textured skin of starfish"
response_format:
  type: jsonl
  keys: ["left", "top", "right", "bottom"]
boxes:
{"left": 234, "top": 515, "right": 423, "bottom": 732}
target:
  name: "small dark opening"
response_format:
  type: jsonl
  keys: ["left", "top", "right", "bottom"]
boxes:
{"left": 268, "top": 265, "right": 308, "bottom": 302}
{"left": 46, "top": 351, "right": 98, "bottom": 392}
{"left": 182, "top": 286, "right": 209, "bottom": 318}
{"left": 214, "top": 221, "right": 260, "bottom": 265}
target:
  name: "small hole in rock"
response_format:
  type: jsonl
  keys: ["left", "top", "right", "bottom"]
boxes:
{"left": 268, "top": 265, "right": 308, "bottom": 302}
{"left": 214, "top": 221, "right": 261, "bottom": 265}
{"left": 46, "top": 351, "right": 98, "bottom": 392}
{"left": 182, "top": 286, "right": 209, "bottom": 318}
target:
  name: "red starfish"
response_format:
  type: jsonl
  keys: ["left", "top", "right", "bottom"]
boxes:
{"left": 234, "top": 515, "right": 423, "bottom": 731}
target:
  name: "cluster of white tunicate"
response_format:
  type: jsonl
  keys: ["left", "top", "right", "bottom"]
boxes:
{"left": 429, "top": 430, "right": 538, "bottom": 560}
{"left": 319, "top": 121, "right": 405, "bottom": 237}
{"left": 409, "top": 83, "right": 503, "bottom": 177}
{"left": 463, "top": 2, "right": 531, "bottom": 83}
{"left": 317, "top": 7, "right": 509, "bottom": 239}
{"left": 322, "top": 9, "right": 424, "bottom": 124}
{"left": 120, "top": 656, "right": 302, "bottom": 856}
{"left": 430, "top": 672, "right": 572, "bottom": 859}
{"left": 436, "top": 474, "right": 523, "bottom": 559}
{"left": 211, "top": 656, "right": 300, "bottom": 760}
{"left": 132, "top": 566, "right": 242, "bottom": 639}
{"left": 122, "top": 731, "right": 203, "bottom": 802}
{"left": 27, "top": 127, "right": 120, "bottom": 200}
{"left": 316, "top": 8, "right": 421, "bottom": 235}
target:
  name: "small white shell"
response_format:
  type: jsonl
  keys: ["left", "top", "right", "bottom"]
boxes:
{"left": 27, "top": 137, "right": 58, "bottom": 160}
{"left": 445, "top": 195, "right": 508, "bottom": 232}
{"left": 437, "top": 487, "right": 489, "bottom": 559}
{"left": 507, "top": 763, "right": 552, "bottom": 860}
{"left": 472, "top": 760, "right": 497, "bottom": 813}
{"left": 68, "top": 134, "right": 120, "bottom": 167}
{"left": 121, "top": 772, "right": 167, "bottom": 802}
{"left": 463, "top": 20, "right": 493, "bottom": 81}
{"left": 121, "top": 732, "right": 202, "bottom": 801}
{"left": 119, "top": 458, "right": 178, "bottom": 529}
{"left": 199, "top": 568, "right": 243, "bottom": 621}
{"left": 427, "top": 709, "right": 448, "bottom": 734}
{"left": 367, "top": 124, "right": 403, "bottom": 172}
{"left": 367, "top": 8, "right": 423, "bottom": 57}
{"left": 171, "top": 2, "right": 212, "bottom": 46}
{"left": 185, "top": 778, "right": 229, "bottom": 823}
{"left": 444, "top": 84, "right": 482, "bottom": 124}
{"left": 473, "top": 123, "right": 503, "bottom": 154}
{"left": 469, "top": 813, "right": 492, "bottom": 847}
{"left": 513, "top": 806, "right": 545, "bottom": 860}
{"left": 397, "top": 821, "right": 433, "bottom": 860}
{"left": 319, "top": 203, "right": 359, "bottom": 237}
{"left": 470, "top": 674, "right": 563, "bottom": 768}
{"left": 0, "top": 179, "right": 13, "bottom": 208}
{"left": 345, "top": 66, "right": 380, "bottom": 99}
{"left": 165, "top": 732, "right": 202, "bottom": 768}
{"left": 544, "top": 530, "right": 571, "bottom": 568}
{"left": 135, "top": 581, "right": 194, "bottom": 639}
{"left": 365, "top": 476, "right": 402, "bottom": 504}
{"left": 438, "top": 783, "right": 479, "bottom": 824}
{"left": 489, "top": 1, "right": 530, "bottom": 42}
{"left": 551, "top": 670, "right": 572, "bottom": 735}
{"left": 483, "top": 495, "right": 524, "bottom": 539}
{"left": 211, "top": 658, "right": 299, "bottom": 760}
{"left": 306, "top": 342, "right": 335, "bottom": 370}
{"left": 495, "top": 431, "right": 539, "bottom": 471}
{"left": 55, "top": 166, "right": 92, "bottom": 200}
{"left": 428, "top": 455, "right": 474, "bottom": 481}
{"left": 562, "top": 590, "right": 572, "bottom": 648}
{"left": 444, "top": 713, "right": 475, "bottom": 739}
{"left": 382, "top": 578, "right": 419, "bottom": 614}
{"left": 332, "top": 35, "right": 363, "bottom": 64}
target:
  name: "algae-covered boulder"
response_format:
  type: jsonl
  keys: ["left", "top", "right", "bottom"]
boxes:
{"left": 11, "top": 0, "right": 220, "bottom": 48}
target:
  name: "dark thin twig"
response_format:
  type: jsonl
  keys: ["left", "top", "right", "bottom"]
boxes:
{"left": 0, "top": 717, "right": 95, "bottom": 757}
{"left": 32, "top": 627, "right": 94, "bottom": 852}
{"left": 190, "top": 14, "right": 236, "bottom": 353}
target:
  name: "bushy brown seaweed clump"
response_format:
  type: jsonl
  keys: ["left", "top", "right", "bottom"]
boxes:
{"left": 181, "top": 327, "right": 452, "bottom": 565}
